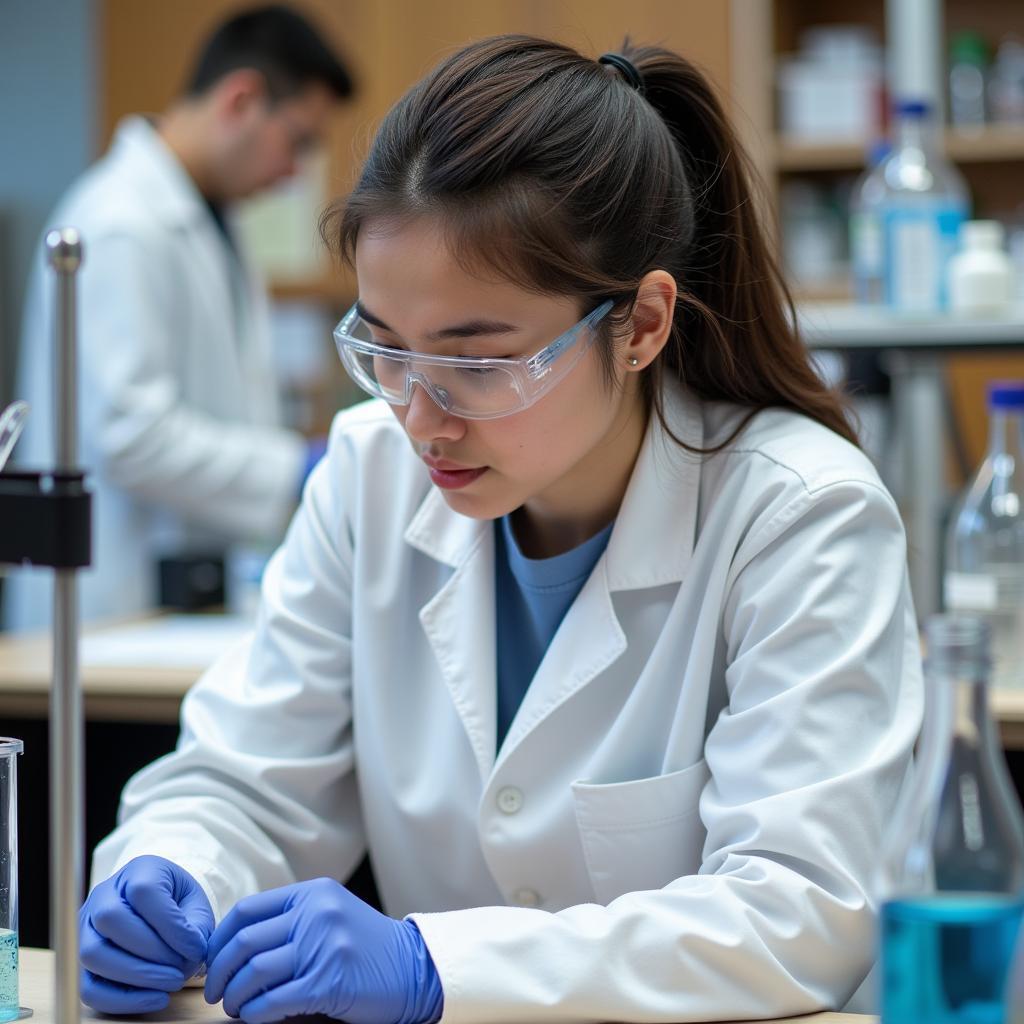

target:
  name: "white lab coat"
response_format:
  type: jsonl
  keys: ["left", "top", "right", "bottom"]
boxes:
{"left": 4, "top": 117, "right": 305, "bottom": 630}
{"left": 93, "top": 384, "right": 923, "bottom": 1023}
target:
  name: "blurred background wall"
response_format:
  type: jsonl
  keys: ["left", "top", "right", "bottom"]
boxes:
{"left": 0, "top": 0, "right": 97, "bottom": 412}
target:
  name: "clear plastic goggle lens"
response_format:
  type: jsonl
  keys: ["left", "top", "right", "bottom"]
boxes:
{"left": 343, "top": 342, "right": 525, "bottom": 418}
{"left": 335, "top": 299, "right": 613, "bottom": 420}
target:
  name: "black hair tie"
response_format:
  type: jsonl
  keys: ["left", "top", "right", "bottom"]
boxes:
{"left": 598, "top": 53, "right": 644, "bottom": 95}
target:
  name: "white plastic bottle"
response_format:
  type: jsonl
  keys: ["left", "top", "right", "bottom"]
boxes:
{"left": 945, "top": 382, "right": 1024, "bottom": 689}
{"left": 949, "top": 220, "right": 1015, "bottom": 315}
{"left": 989, "top": 38, "right": 1024, "bottom": 125}
{"left": 878, "top": 99, "right": 970, "bottom": 313}
{"left": 948, "top": 31, "right": 989, "bottom": 129}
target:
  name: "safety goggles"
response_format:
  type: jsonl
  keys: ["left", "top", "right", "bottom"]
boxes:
{"left": 333, "top": 300, "right": 614, "bottom": 420}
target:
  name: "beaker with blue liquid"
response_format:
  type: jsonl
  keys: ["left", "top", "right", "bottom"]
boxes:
{"left": 0, "top": 739, "right": 23, "bottom": 1023}
{"left": 878, "top": 616, "right": 1024, "bottom": 1024}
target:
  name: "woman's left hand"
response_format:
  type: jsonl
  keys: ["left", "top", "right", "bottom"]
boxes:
{"left": 204, "top": 877, "right": 444, "bottom": 1024}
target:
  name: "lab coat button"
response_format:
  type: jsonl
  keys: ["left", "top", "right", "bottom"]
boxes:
{"left": 513, "top": 888, "right": 541, "bottom": 908}
{"left": 497, "top": 786, "right": 524, "bottom": 814}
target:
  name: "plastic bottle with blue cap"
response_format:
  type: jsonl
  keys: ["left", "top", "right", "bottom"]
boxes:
{"left": 876, "top": 99, "right": 970, "bottom": 313}
{"left": 945, "top": 381, "right": 1024, "bottom": 689}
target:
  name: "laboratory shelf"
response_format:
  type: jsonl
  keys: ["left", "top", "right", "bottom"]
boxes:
{"left": 775, "top": 125, "right": 1024, "bottom": 173}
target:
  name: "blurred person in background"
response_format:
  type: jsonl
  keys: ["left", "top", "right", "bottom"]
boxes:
{"left": 3, "top": 4, "right": 354, "bottom": 631}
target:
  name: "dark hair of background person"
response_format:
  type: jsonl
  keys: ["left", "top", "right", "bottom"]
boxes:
{"left": 185, "top": 4, "right": 354, "bottom": 102}
{"left": 321, "top": 34, "right": 856, "bottom": 452}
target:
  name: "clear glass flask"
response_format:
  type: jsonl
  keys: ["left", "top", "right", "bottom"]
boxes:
{"left": 946, "top": 382, "right": 1024, "bottom": 689}
{"left": 0, "top": 738, "right": 22, "bottom": 1023}
{"left": 878, "top": 616, "right": 1024, "bottom": 1024}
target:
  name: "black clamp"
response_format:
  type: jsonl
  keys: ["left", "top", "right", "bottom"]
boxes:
{"left": 0, "top": 470, "right": 92, "bottom": 569}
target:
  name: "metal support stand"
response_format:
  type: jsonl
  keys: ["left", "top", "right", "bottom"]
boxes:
{"left": 0, "top": 228, "right": 89, "bottom": 1024}
{"left": 47, "top": 229, "right": 85, "bottom": 1024}
{"left": 884, "top": 351, "right": 949, "bottom": 619}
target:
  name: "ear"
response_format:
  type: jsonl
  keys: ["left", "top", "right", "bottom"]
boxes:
{"left": 211, "top": 68, "right": 267, "bottom": 120}
{"left": 621, "top": 270, "right": 676, "bottom": 371}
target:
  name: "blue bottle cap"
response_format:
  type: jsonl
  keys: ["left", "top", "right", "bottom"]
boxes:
{"left": 894, "top": 98, "right": 930, "bottom": 117}
{"left": 988, "top": 380, "right": 1024, "bottom": 408}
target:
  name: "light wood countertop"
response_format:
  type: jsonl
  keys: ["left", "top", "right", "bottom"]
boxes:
{"left": 16, "top": 947, "right": 874, "bottom": 1024}
{"left": 0, "top": 615, "right": 250, "bottom": 723}
{"left": 19, "top": 948, "right": 229, "bottom": 1024}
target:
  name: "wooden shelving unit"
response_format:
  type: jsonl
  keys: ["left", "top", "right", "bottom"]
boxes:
{"left": 773, "top": 141, "right": 867, "bottom": 172}
{"left": 728, "top": 0, "right": 1024, "bottom": 471}
{"left": 946, "top": 125, "right": 1024, "bottom": 162}
{"left": 774, "top": 125, "right": 1024, "bottom": 172}
{"left": 269, "top": 276, "right": 352, "bottom": 307}
{"left": 791, "top": 278, "right": 858, "bottom": 304}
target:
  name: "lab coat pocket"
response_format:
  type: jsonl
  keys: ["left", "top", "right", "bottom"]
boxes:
{"left": 571, "top": 758, "right": 710, "bottom": 905}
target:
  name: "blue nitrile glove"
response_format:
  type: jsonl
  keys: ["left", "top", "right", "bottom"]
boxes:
{"left": 79, "top": 855, "right": 215, "bottom": 1014}
{"left": 301, "top": 436, "right": 328, "bottom": 492}
{"left": 204, "top": 877, "right": 444, "bottom": 1024}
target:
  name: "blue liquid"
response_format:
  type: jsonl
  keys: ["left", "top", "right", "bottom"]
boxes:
{"left": 882, "top": 895, "right": 1024, "bottom": 1024}
{"left": 0, "top": 929, "right": 17, "bottom": 1023}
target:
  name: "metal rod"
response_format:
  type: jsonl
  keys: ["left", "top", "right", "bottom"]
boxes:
{"left": 887, "top": 0, "right": 944, "bottom": 118}
{"left": 884, "top": 350, "right": 947, "bottom": 620}
{"left": 45, "top": 227, "right": 84, "bottom": 1024}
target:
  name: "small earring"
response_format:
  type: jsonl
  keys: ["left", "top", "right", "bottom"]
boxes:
{"left": 627, "top": 357, "right": 639, "bottom": 367}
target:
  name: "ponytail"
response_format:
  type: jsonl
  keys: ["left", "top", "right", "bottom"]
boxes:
{"left": 622, "top": 44, "right": 858, "bottom": 448}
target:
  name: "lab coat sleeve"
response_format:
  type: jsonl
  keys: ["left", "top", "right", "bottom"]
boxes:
{"left": 90, "top": 431, "right": 364, "bottom": 922}
{"left": 78, "top": 228, "right": 304, "bottom": 538}
{"left": 410, "top": 479, "right": 923, "bottom": 1024}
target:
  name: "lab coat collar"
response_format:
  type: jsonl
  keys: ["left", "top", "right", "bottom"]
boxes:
{"left": 407, "top": 383, "right": 704, "bottom": 781}
{"left": 403, "top": 380, "right": 704, "bottom": 589}
{"left": 604, "top": 380, "right": 704, "bottom": 591}
{"left": 404, "top": 483, "right": 488, "bottom": 569}
{"left": 109, "top": 115, "right": 214, "bottom": 229}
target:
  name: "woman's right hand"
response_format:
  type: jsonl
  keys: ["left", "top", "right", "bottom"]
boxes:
{"left": 79, "top": 855, "right": 215, "bottom": 1013}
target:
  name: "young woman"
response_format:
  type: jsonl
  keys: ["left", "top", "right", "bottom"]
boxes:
{"left": 81, "top": 36, "right": 922, "bottom": 1024}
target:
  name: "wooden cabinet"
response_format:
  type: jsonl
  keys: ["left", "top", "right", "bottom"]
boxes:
{"left": 99, "top": 0, "right": 733, "bottom": 305}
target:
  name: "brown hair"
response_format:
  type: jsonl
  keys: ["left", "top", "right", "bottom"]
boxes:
{"left": 185, "top": 5, "right": 354, "bottom": 102}
{"left": 321, "top": 35, "right": 857, "bottom": 451}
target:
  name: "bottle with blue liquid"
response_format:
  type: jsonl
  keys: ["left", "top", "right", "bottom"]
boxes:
{"left": 879, "top": 614, "right": 1024, "bottom": 1024}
